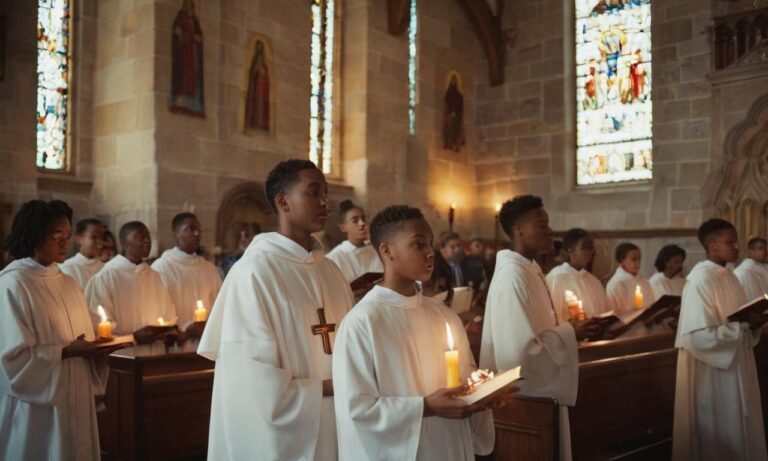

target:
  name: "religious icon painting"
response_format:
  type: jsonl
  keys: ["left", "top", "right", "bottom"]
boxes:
{"left": 241, "top": 34, "right": 274, "bottom": 134}
{"left": 169, "top": 0, "right": 205, "bottom": 118}
{"left": 443, "top": 70, "right": 465, "bottom": 152}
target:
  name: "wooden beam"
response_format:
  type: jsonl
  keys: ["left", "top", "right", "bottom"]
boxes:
{"left": 454, "top": 0, "right": 504, "bottom": 86}
{"left": 387, "top": 0, "right": 410, "bottom": 35}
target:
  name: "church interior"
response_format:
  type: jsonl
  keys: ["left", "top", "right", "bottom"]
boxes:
{"left": 2, "top": 0, "right": 768, "bottom": 459}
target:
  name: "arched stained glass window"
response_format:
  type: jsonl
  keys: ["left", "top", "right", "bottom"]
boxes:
{"left": 309, "top": 0, "right": 335, "bottom": 175}
{"left": 408, "top": 0, "right": 418, "bottom": 135}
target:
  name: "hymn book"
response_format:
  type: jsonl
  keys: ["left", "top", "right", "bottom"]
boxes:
{"left": 432, "top": 287, "right": 473, "bottom": 314}
{"left": 727, "top": 294, "right": 768, "bottom": 324}
{"left": 94, "top": 334, "right": 135, "bottom": 349}
{"left": 350, "top": 272, "right": 384, "bottom": 292}
{"left": 457, "top": 367, "right": 522, "bottom": 406}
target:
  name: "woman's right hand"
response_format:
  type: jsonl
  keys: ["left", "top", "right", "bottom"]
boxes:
{"left": 423, "top": 386, "right": 473, "bottom": 419}
{"left": 62, "top": 334, "right": 100, "bottom": 359}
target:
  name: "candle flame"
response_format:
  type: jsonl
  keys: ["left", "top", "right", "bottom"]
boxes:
{"left": 495, "top": 202, "right": 502, "bottom": 213}
{"left": 445, "top": 322, "right": 455, "bottom": 351}
{"left": 635, "top": 285, "right": 642, "bottom": 294}
{"left": 97, "top": 305, "right": 108, "bottom": 323}
{"left": 578, "top": 300, "right": 583, "bottom": 310}
{"left": 196, "top": 299, "right": 205, "bottom": 310}
{"left": 157, "top": 316, "right": 166, "bottom": 326}
{"left": 451, "top": 202, "right": 457, "bottom": 210}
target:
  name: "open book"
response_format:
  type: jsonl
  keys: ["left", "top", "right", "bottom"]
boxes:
{"left": 728, "top": 294, "right": 768, "bottom": 323}
{"left": 432, "top": 287, "right": 473, "bottom": 314}
{"left": 94, "top": 334, "right": 135, "bottom": 349}
{"left": 597, "top": 295, "right": 682, "bottom": 336}
{"left": 457, "top": 367, "right": 522, "bottom": 406}
{"left": 350, "top": 272, "right": 384, "bottom": 292}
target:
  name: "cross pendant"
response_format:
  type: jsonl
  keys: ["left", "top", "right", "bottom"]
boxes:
{"left": 311, "top": 308, "right": 336, "bottom": 355}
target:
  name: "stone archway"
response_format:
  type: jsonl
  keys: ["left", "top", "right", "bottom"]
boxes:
{"left": 215, "top": 181, "right": 277, "bottom": 256}
{"left": 704, "top": 92, "right": 768, "bottom": 248}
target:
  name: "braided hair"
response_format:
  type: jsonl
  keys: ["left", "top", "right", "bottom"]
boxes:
{"left": 6, "top": 200, "right": 73, "bottom": 259}
{"left": 370, "top": 205, "right": 425, "bottom": 253}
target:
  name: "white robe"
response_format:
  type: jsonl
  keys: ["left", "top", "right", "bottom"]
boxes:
{"left": 84, "top": 255, "right": 176, "bottom": 335}
{"left": 480, "top": 250, "right": 578, "bottom": 461}
{"left": 545, "top": 262, "right": 612, "bottom": 321}
{"left": 606, "top": 266, "right": 655, "bottom": 337}
{"left": 198, "top": 232, "right": 354, "bottom": 461}
{"left": 672, "top": 260, "right": 767, "bottom": 461}
{"left": 733, "top": 258, "right": 768, "bottom": 301}
{"left": 151, "top": 247, "right": 222, "bottom": 330}
{"left": 59, "top": 252, "right": 104, "bottom": 290}
{"left": 333, "top": 285, "right": 494, "bottom": 461}
{"left": 649, "top": 271, "right": 686, "bottom": 301}
{"left": 0, "top": 258, "right": 106, "bottom": 461}
{"left": 325, "top": 240, "right": 384, "bottom": 282}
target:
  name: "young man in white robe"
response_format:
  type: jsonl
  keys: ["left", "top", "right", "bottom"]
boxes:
{"left": 85, "top": 221, "right": 176, "bottom": 341}
{"left": 198, "top": 159, "right": 354, "bottom": 461}
{"left": 480, "top": 195, "right": 602, "bottom": 461}
{"left": 734, "top": 237, "right": 768, "bottom": 301}
{"left": 546, "top": 228, "right": 611, "bottom": 320}
{"left": 333, "top": 205, "right": 497, "bottom": 460}
{"left": 59, "top": 218, "right": 105, "bottom": 290}
{"left": 606, "top": 242, "right": 654, "bottom": 312}
{"left": 0, "top": 200, "right": 112, "bottom": 460}
{"left": 151, "top": 212, "right": 222, "bottom": 336}
{"left": 672, "top": 218, "right": 767, "bottom": 461}
{"left": 648, "top": 244, "right": 687, "bottom": 300}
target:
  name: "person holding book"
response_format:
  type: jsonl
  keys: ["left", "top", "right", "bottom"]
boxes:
{"left": 734, "top": 237, "right": 768, "bottom": 300}
{"left": 672, "top": 218, "right": 767, "bottom": 461}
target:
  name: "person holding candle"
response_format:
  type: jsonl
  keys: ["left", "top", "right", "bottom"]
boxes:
{"left": 198, "top": 160, "right": 354, "bottom": 461}
{"left": 85, "top": 221, "right": 176, "bottom": 343}
{"left": 606, "top": 242, "right": 654, "bottom": 312}
{"left": 672, "top": 219, "right": 767, "bottom": 460}
{"left": 59, "top": 218, "right": 105, "bottom": 290}
{"left": 0, "top": 200, "right": 109, "bottom": 460}
{"left": 333, "top": 205, "right": 497, "bottom": 460}
{"left": 649, "top": 244, "right": 687, "bottom": 301}
{"left": 733, "top": 237, "right": 768, "bottom": 301}
{"left": 151, "top": 212, "right": 222, "bottom": 338}
{"left": 480, "top": 195, "right": 602, "bottom": 461}
{"left": 546, "top": 228, "right": 612, "bottom": 321}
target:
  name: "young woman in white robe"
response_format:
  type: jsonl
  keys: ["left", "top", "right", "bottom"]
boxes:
{"left": 673, "top": 219, "right": 767, "bottom": 461}
{"left": 0, "top": 200, "right": 108, "bottom": 461}
{"left": 333, "top": 206, "right": 495, "bottom": 460}
{"left": 546, "top": 228, "right": 611, "bottom": 320}
{"left": 648, "top": 244, "right": 687, "bottom": 300}
{"left": 59, "top": 218, "right": 105, "bottom": 290}
{"left": 325, "top": 200, "right": 383, "bottom": 287}
{"left": 733, "top": 238, "right": 768, "bottom": 301}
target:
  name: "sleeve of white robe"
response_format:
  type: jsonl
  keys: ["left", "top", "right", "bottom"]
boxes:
{"left": 333, "top": 315, "right": 424, "bottom": 460}
{"left": 0, "top": 281, "right": 63, "bottom": 406}
{"left": 680, "top": 323, "right": 761, "bottom": 370}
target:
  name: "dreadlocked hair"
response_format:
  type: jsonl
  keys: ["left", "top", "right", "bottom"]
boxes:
{"left": 6, "top": 200, "right": 73, "bottom": 259}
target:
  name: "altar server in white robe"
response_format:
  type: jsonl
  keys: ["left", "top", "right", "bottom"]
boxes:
{"left": 649, "top": 244, "right": 687, "bottom": 300}
{"left": 59, "top": 218, "right": 105, "bottom": 289}
{"left": 199, "top": 159, "right": 354, "bottom": 461}
{"left": 326, "top": 200, "right": 383, "bottom": 289}
{"left": 480, "top": 195, "right": 602, "bottom": 461}
{"left": 546, "top": 228, "right": 611, "bottom": 320}
{"left": 606, "top": 242, "right": 654, "bottom": 312}
{"left": 334, "top": 205, "right": 496, "bottom": 461}
{"left": 152, "top": 212, "right": 221, "bottom": 334}
{"left": 734, "top": 237, "right": 768, "bottom": 301}
{"left": 673, "top": 218, "right": 767, "bottom": 461}
{"left": 85, "top": 221, "right": 176, "bottom": 340}
{"left": 0, "top": 200, "right": 110, "bottom": 460}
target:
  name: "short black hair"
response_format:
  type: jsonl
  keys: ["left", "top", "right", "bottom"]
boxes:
{"left": 265, "top": 159, "right": 320, "bottom": 213}
{"left": 339, "top": 199, "right": 362, "bottom": 218}
{"left": 6, "top": 200, "right": 73, "bottom": 259}
{"left": 748, "top": 237, "right": 767, "bottom": 250}
{"left": 654, "top": 244, "right": 687, "bottom": 272}
{"left": 370, "top": 205, "right": 425, "bottom": 253}
{"left": 119, "top": 221, "right": 148, "bottom": 244}
{"left": 499, "top": 195, "right": 543, "bottom": 238}
{"left": 697, "top": 218, "right": 736, "bottom": 248}
{"left": 615, "top": 242, "right": 640, "bottom": 263}
{"left": 75, "top": 218, "right": 103, "bottom": 236}
{"left": 171, "top": 212, "right": 197, "bottom": 232}
{"left": 103, "top": 229, "right": 116, "bottom": 244}
{"left": 439, "top": 231, "right": 461, "bottom": 247}
{"left": 562, "top": 228, "right": 589, "bottom": 252}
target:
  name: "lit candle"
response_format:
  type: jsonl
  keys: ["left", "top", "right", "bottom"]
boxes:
{"left": 576, "top": 300, "right": 587, "bottom": 321}
{"left": 634, "top": 285, "right": 644, "bottom": 309}
{"left": 194, "top": 299, "right": 208, "bottom": 322}
{"left": 157, "top": 316, "right": 167, "bottom": 326}
{"left": 565, "top": 290, "right": 580, "bottom": 319}
{"left": 495, "top": 202, "right": 502, "bottom": 213}
{"left": 444, "top": 322, "right": 460, "bottom": 388}
{"left": 97, "top": 305, "right": 112, "bottom": 339}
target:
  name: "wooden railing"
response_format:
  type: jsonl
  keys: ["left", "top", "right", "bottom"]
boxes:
{"left": 713, "top": 7, "right": 768, "bottom": 70}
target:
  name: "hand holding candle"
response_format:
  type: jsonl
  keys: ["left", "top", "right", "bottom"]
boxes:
{"left": 634, "top": 285, "right": 644, "bottom": 309}
{"left": 444, "top": 322, "right": 460, "bottom": 388}
{"left": 194, "top": 299, "right": 208, "bottom": 322}
{"left": 97, "top": 305, "right": 112, "bottom": 339}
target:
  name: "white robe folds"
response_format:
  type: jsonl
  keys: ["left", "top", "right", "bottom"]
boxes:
{"left": 151, "top": 247, "right": 222, "bottom": 330}
{"left": 59, "top": 252, "right": 104, "bottom": 290}
{"left": 546, "top": 262, "right": 611, "bottom": 321}
{"left": 84, "top": 255, "right": 176, "bottom": 335}
{"left": 198, "top": 232, "right": 354, "bottom": 461}
{"left": 649, "top": 272, "right": 686, "bottom": 301}
{"left": 672, "top": 260, "right": 767, "bottom": 461}
{"left": 606, "top": 267, "right": 655, "bottom": 337}
{"left": 333, "top": 285, "right": 494, "bottom": 461}
{"left": 480, "top": 250, "right": 578, "bottom": 461}
{"left": 0, "top": 258, "right": 106, "bottom": 461}
{"left": 733, "top": 258, "right": 768, "bottom": 301}
{"left": 326, "top": 240, "right": 384, "bottom": 282}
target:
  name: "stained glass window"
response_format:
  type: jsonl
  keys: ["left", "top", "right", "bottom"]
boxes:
{"left": 37, "top": 0, "right": 71, "bottom": 171}
{"left": 575, "top": 0, "right": 652, "bottom": 186}
{"left": 310, "top": 0, "right": 335, "bottom": 175}
{"left": 408, "top": 0, "right": 418, "bottom": 135}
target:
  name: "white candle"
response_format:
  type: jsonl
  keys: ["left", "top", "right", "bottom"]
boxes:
{"left": 193, "top": 299, "right": 208, "bottom": 322}
{"left": 444, "top": 323, "right": 460, "bottom": 388}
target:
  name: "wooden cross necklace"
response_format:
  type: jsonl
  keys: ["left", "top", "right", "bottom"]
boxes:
{"left": 311, "top": 308, "right": 336, "bottom": 355}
